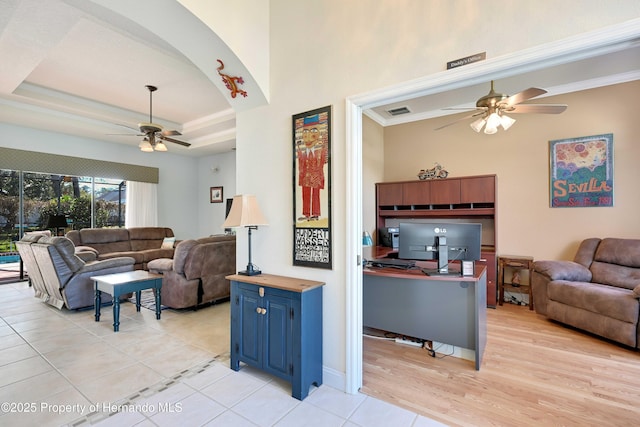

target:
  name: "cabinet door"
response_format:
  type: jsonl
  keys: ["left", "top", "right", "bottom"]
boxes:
{"left": 263, "top": 294, "right": 293, "bottom": 379}
{"left": 377, "top": 183, "right": 403, "bottom": 206}
{"left": 461, "top": 176, "right": 495, "bottom": 203}
{"left": 237, "top": 287, "right": 262, "bottom": 367}
{"left": 402, "top": 181, "right": 430, "bottom": 205}
{"left": 430, "top": 179, "right": 461, "bottom": 204}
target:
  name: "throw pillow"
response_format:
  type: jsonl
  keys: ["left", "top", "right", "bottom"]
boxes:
{"left": 161, "top": 237, "right": 176, "bottom": 249}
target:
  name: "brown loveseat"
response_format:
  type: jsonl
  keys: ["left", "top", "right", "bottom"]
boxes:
{"left": 531, "top": 238, "right": 640, "bottom": 348}
{"left": 66, "top": 227, "right": 175, "bottom": 270}
{"left": 147, "top": 235, "right": 236, "bottom": 309}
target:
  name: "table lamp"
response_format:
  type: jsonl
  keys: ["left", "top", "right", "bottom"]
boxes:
{"left": 222, "top": 195, "right": 268, "bottom": 275}
{"left": 362, "top": 231, "right": 374, "bottom": 247}
{"left": 47, "top": 214, "right": 68, "bottom": 236}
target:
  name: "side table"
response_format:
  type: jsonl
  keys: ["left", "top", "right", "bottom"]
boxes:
{"left": 498, "top": 255, "right": 534, "bottom": 310}
{"left": 92, "top": 270, "right": 163, "bottom": 332}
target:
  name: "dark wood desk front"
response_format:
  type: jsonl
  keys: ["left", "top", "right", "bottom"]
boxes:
{"left": 363, "top": 261, "right": 487, "bottom": 370}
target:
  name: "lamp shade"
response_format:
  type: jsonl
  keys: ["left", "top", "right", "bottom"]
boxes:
{"left": 362, "top": 231, "right": 373, "bottom": 247}
{"left": 139, "top": 139, "right": 153, "bottom": 152}
{"left": 222, "top": 195, "right": 268, "bottom": 228}
{"left": 46, "top": 214, "right": 67, "bottom": 229}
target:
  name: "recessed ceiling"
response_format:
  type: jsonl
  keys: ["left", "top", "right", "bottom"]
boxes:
{"left": 0, "top": 0, "right": 235, "bottom": 156}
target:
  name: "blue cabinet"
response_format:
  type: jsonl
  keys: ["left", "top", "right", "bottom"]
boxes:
{"left": 228, "top": 274, "right": 324, "bottom": 400}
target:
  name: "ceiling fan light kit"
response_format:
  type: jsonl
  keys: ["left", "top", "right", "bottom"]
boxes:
{"left": 139, "top": 138, "right": 153, "bottom": 152}
{"left": 438, "top": 80, "right": 567, "bottom": 134}
{"left": 111, "top": 84, "right": 192, "bottom": 152}
{"left": 470, "top": 111, "right": 516, "bottom": 134}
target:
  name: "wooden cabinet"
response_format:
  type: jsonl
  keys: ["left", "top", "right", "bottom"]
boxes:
{"left": 461, "top": 176, "right": 495, "bottom": 203}
{"left": 430, "top": 178, "right": 461, "bottom": 204}
{"left": 377, "top": 182, "right": 404, "bottom": 206}
{"left": 228, "top": 274, "right": 324, "bottom": 400}
{"left": 375, "top": 175, "right": 497, "bottom": 308}
{"left": 402, "top": 181, "right": 430, "bottom": 205}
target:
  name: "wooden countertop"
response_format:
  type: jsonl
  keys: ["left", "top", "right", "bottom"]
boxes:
{"left": 226, "top": 273, "right": 325, "bottom": 293}
{"left": 364, "top": 260, "right": 486, "bottom": 282}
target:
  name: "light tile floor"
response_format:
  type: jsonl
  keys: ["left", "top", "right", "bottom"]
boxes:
{"left": 0, "top": 280, "right": 446, "bottom": 427}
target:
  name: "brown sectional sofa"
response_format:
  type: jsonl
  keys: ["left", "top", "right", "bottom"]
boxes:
{"left": 148, "top": 235, "right": 236, "bottom": 309}
{"left": 532, "top": 238, "right": 640, "bottom": 348}
{"left": 66, "top": 227, "right": 175, "bottom": 270}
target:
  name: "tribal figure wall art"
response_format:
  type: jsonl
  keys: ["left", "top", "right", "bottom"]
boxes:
{"left": 292, "top": 106, "right": 332, "bottom": 269}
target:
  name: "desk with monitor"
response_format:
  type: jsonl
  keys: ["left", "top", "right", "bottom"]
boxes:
{"left": 363, "top": 260, "right": 487, "bottom": 370}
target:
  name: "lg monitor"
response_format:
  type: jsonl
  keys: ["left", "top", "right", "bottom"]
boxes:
{"left": 398, "top": 222, "right": 482, "bottom": 275}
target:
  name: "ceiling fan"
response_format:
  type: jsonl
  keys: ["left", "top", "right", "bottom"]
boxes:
{"left": 114, "top": 85, "right": 191, "bottom": 151}
{"left": 435, "top": 80, "right": 567, "bottom": 134}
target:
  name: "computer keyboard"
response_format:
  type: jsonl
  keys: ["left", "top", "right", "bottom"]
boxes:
{"left": 367, "top": 258, "right": 416, "bottom": 269}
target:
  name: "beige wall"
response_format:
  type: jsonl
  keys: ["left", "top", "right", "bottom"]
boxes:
{"left": 380, "top": 81, "right": 640, "bottom": 260}
{"left": 362, "top": 116, "right": 385, "bottom": 245}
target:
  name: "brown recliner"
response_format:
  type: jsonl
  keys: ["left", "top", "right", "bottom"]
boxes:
{"left": 31, "top": 236, "right": 135, "bottom": 310}
{"left": 532, "top": 238, "right": 640, "bottom": 348}
{"left": 148, "top": 235, "right": 236, "bottom": 309}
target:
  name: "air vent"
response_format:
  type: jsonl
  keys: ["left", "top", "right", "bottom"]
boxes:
{"left": 386, "top": 106, "right": 411, "bottom": 116}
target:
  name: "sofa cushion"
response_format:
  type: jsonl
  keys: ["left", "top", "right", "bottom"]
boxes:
{"left": 98, "top": 251, "right": 144, "bottom": 265}
{"left": 128, "top": 227, "right": 174, "bottom": 251}
{"left": 140, "top": 248, "right": 175, "bottom": 263}
{"left": 147, "top": 258, "right": 173, "bottom": 273}
{"left": 173, "top": 240, "right": 198, "bottom": 274}
{"left": 590, "top": 238, "right": 640, "bottom": 290}
{"left": 547, "top": 280, "right": 639, "bottom": 323}
{"left": 77, "top": 228, "right": 132, "bottom": 253}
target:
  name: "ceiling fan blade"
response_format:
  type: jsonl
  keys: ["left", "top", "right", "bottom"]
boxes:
{"left": 161, "top": 129, "right": 182, "bottom": 136}
{"left": 500, "top": 87, "right": 547, "bottom": 107}
{"left": 434, "top": 111, "right": 485, "bottom": 131}
{"left": 114, "top": 123, "right": 140, "bottom": 132}
{"left": 160, "top": 135, "right": 191, "bottom": 147}
{"left": 507, "top": 104, "right": 567, "bottom": 114}
{"left": 106, "top": 133, "right": 144, "bottom": 136}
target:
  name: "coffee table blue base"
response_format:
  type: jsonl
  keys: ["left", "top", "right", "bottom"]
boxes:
{"left": 92, "top": 271, "right": 163, "bottom": 332}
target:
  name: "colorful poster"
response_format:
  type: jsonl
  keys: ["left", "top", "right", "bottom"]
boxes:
{"left": 549, "top": 133, "right": 613, "bottom": 208}
{"left": 292, "top": 106, "right": 332, "bottom": 269}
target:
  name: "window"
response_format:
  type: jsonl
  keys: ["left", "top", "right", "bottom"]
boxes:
{"left": 0, "top": 169, "right": 127, "bottom": 252}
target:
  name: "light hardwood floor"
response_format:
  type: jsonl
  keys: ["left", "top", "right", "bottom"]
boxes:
{"left": 362, "top": 303, "right": 640, "bottom": 427}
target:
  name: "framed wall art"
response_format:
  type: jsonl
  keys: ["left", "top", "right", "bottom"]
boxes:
{"left": 549, "top": 133, "right": 613, "bottom": 208}
{"left": 292, "top": 105, "right": 332, "bottom": 269}
{"left": 210, "top": 186, "right": 223, "bottom": 203}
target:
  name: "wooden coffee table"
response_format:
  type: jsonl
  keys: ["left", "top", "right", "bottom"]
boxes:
{"left": 91, "top": 270, "right": 163, "bottom": 332}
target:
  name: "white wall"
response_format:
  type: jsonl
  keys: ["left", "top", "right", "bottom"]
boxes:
{"left": 197, "top": 150, "right": 236, "bottom": 237}
{"left": 234, "top": 0, "right": 640, "bottom": 389}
